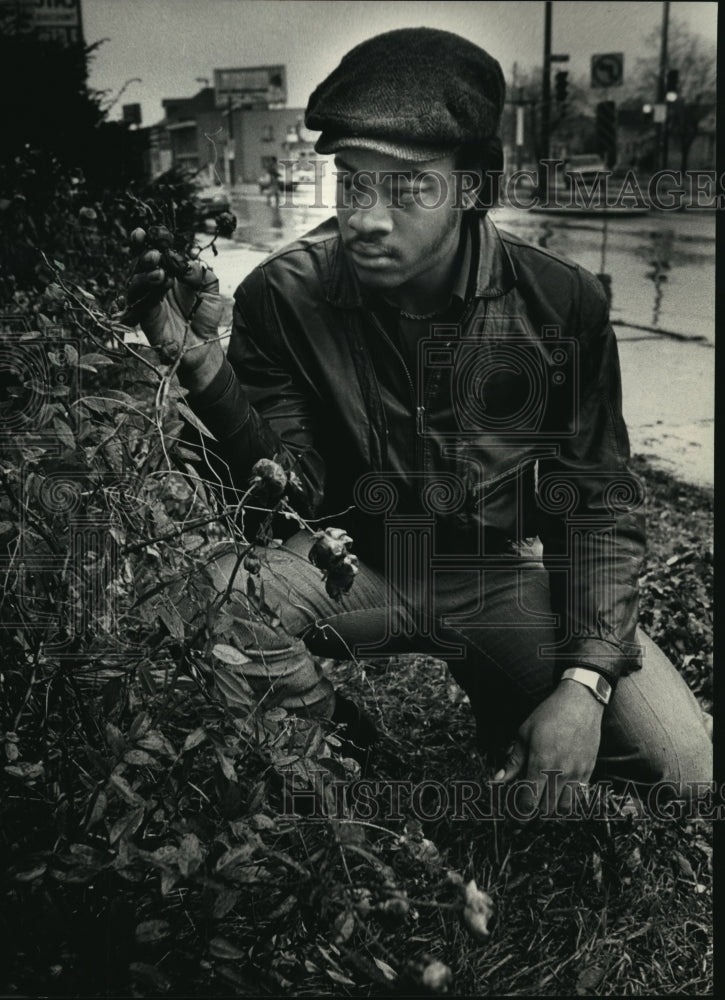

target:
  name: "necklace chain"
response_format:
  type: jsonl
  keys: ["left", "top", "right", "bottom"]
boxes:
{"left": 399, "top": 307, "right": 445, "bottom": 320}
{"left": 384, "top": 298, "right": 451, "bottom": 321}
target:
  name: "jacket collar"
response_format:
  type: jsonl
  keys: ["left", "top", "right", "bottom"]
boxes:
{"left": 324, "top": 212, "right": 518, "bottom": 309}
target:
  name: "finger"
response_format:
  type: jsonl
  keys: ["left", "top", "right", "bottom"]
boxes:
{"left": 132, "top": 249, "right": 163, "bottom": 273}
{"left": 558, "top": 779, "right": 575, "bottom": 817}
{"left": 129, "top": 227, "right": 148, "bottom": 255}
{"left": 519, "top": 754, "right": 550, "bottom": 814}
{"left": 122, "top": 271, "right": 171, "bottom": 325}
{"left": 177, "top": 258, "right": 220, "bottom": 294}
{"left": 128, "top": 269, "right": 169, "bottom": 294}
{"left": 494, "top": 738, "right": 525, "bottom": 783}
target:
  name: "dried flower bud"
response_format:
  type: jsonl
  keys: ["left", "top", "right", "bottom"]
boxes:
{"left": 249, "top": 458, "right": 288, "bottom": 505}
{"left": 325, "top": 553, "right": 359, "bottom": 601}
{"left": 216, "top": 212, "right": 237, "bottom": 238}
{"left": 147, "top": 224, "right": 174, "bottom": 250}
{"left": 353, "top": 887, "right": 373, "bottom": 915}
{"left": 161, "top": 248, "right": 191, "bottom": 280}
{"left": 415, "top": 838, "right": 440, "bottom": 863}
{"left": 421, "top": 960, "right": 452, "bottom": 994}
{"left": 325, "top": 527, "right": 353, "bottom": 544}
{"left": 243, "top": 552, "right": 262, "bottom": 575}
{"left": 308, "top": 527, "right": 353, "bottom": 571}
{"left": 250, "top": 813, "right": 275, "bottom": 831}
{"left": 379, "top": 895, "right": 410, "bottom": 923}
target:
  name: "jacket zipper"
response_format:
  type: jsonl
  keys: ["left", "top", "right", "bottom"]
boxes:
{"left": 368, "top": 297, "right": 486, "bottom": 478}
{"left": 368, "top": 312, "right": 424, "bottom": 471}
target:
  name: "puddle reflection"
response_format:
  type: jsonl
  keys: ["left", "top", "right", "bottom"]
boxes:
{"left": 224, "top": 187, "right": 714, "bottom": 342}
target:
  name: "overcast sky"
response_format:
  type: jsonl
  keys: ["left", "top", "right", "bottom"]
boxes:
{"left": 83, "top": 0, "right": 717, "bottom": 125}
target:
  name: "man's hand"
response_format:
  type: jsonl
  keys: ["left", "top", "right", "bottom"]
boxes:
{"left": 121, "top": 227, "right": 224, "bottom": 390}
{"left": 494, "top": 680, "right": 605, "bottom": 819}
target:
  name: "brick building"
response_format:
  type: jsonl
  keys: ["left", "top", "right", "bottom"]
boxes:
{"left": 149, "top": 80, "right": 323, "bottom": 185}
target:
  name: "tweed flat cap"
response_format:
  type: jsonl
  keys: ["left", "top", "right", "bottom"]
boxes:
{"left": 305, "top": 27, "right": 505, "bottom": 162}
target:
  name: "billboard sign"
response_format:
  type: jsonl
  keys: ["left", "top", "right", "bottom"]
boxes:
{"left": 0, "top": 0, "right": 83, "bottom": 44}
{"left": 214, "top": 65, "right": 287, "bottom": 109}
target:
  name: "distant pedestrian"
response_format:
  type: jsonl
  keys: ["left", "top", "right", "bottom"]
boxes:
{"left": 266, "top": 156, "right": 281, "bottom": 207}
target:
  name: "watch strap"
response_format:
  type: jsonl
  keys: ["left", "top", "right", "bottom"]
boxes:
{"left": 560, "top": 667, "right": 612, "bottom": 705}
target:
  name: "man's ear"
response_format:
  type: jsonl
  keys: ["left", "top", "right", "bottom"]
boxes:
{"left": 462, "top": 187, "right": 478, "bottom": 210}
{"left": 455, "top": 165, "right": 484, "bottom": 210}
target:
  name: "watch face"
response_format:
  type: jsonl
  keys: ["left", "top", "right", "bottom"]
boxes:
{"left": 595, "top": 676, "right": 611, "bottom": 702}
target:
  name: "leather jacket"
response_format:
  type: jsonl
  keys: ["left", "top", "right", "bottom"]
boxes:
{"left": 188, "top": 213, "right": 646, "bottom": 687}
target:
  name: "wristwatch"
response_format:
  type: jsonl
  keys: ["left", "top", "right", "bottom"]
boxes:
{"left": 560, "top": 667, "right": 612, "bottom": 706}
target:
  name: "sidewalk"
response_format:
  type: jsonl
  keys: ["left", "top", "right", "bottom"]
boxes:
{"left": 616, "top": 333, "right": 713, "bottom": 489}
{"left": 194, "top": 239, "right": 715, "bottom": 491}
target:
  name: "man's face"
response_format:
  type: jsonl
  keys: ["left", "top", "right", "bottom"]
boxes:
{"left": 334, "top": 148, "right": 465, "bottom": 292}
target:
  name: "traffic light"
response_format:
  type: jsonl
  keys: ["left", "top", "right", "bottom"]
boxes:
{"left": 595, "top": 100, "right": 617, "bottom": 166}
{"left": 555, "top": 70, "right": 569, "bottom": 107}
{"left": 666, "top": 68, "right": 679, "bottom": 100}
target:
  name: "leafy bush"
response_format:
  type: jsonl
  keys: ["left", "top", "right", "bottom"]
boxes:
{"left": 0, "top": 160, "right": 470, "bottom": 997}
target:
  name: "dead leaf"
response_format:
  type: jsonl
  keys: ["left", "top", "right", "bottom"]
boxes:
{"left": 575, "top": 963, "right": 607, "bottom": 994}
{"left": 373, "top": 957, "right": 397, "bottom": 981}
{"left": 675, "top": 851, "right": 696, "bottom": 881}
{"left": 177, "top": 833, "right": 203, "bottom": 876}
{"left": 182, "top": 727, "right": 206, "bottom": 753}
{"left": 135, "top": 919, "right": 171, "bottom": 944}
{"left": 212, "top": 643, "right": 250, "bottom": 666}
{"left": 209, "top": 936, "right": 246, "bottom": 960}
{"left": 333, "top": 909, "right": 355, "bottom": 944}
{"left": 326, "top": 969, "right": 355, "bottom": 986}
{"left": 462, "top": 880, "right": 494, "bottom": 941}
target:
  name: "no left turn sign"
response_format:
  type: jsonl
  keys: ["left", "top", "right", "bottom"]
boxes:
{"left": 591, "top": 53, "right": 624, "bottom": 88}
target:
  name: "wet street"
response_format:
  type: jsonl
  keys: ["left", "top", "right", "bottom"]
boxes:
{"left": 202, "top": 183, "right": 715, "bottom": 488}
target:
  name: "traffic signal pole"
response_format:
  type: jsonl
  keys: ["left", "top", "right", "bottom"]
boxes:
{"left": 658, "top": 0, "right": 670, "bottom": 169}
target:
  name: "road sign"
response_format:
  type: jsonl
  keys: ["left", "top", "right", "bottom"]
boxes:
{"left": 591, "top": 53, "right": 624, "bottom": 89}
{"left": 213, "top": 66, "right": 287, "bottom": 109}
{"left": 549, "top": 54, "right": 570, "bottom": 63}
{"left": 515, "top": 106, "right": 524, "bottom": 146}
{"left": 653, "top": 103, "right": 667, "bottom": 123}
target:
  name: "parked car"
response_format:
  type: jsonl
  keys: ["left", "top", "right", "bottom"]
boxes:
{"left": 562, "top": 154, "right": 608, "bottom": 182}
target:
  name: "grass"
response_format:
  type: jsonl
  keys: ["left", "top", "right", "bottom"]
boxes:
{"left": 1, "top": 455, "right": 711, "bottom": 998}
{"left": 318, "top": 454, "right": 713, "bottom": 997}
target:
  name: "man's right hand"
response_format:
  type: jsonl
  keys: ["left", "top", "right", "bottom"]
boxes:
{"left": 122, "top": 227, "right": 225, "bottom": 390}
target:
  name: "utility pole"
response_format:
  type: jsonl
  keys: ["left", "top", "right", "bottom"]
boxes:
{"left": 541, "top": 0, "right": 552, "bottom": 168}
{"left": 516, "top": 88, "right": 525, "bottom": 171}
{"left": 512, "top": 61, "right": 525, "bottom": 171}
{"left": 657, "top": 0, "right": 670, "bottom": 169}
{"left": 226, "top": 96, "right": 236, "bottom": 187}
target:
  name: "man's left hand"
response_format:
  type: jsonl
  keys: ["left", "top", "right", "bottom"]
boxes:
{"left": 494, "top": 680, "right": 605, "bottom": 818}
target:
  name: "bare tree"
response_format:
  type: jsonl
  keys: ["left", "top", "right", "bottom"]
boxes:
{"left": 503, "top": 65, "right": 595, "bottom": 164}
{"left": 629, "top": 18, "right": 716, "bottom": 171}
